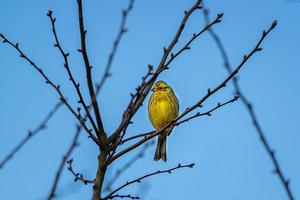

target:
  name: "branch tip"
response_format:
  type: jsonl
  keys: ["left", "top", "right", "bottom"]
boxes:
{"left": 47, "top": 10, "right": 53, "bottom": 17}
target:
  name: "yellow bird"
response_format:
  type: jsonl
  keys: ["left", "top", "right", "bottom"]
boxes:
{"left": 148, "top": 80, "right": 179, "bottom": 161}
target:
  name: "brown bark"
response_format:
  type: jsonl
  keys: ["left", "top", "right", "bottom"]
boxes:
{"left": 93, "top": 151, "right": 108, "bottom": 200}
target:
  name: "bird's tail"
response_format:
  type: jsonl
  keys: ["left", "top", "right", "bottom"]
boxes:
{"left": 154, "top": 132, "right": 167, "bottom": 162}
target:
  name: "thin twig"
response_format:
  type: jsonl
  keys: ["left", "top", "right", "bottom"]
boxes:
{"left": 203, "top": 8, "right": 294, "bottom": 200}
{"left": 163, "top": 13, "right": 223, "bottom": 69}
{"left": 121, "top": 64, "right": 154, "bottom": 121}
{"left": 47, "top": 126, "right": 81, "bottom": 200}
{"left": 109, "top": 20, "right": 277, "bottom": 163}
{"left": 104, "top": 163, "right": 195, "bottom": 199}
{"left": 76, "top": 0, "right": 107, "bottom": 146}
{"left": 175, "top": 96, "right": 239, "bottom": 126}
{"left": 96, "top": 0, "right": 135, "bottom": 93}
{"left": 66, "top": 159, "right": 95, "bottom": 185}
{"left": 107, "top": 194, "right": 140, "bottom": 200}
{"left": 108, "top": 125, "right": 129, "bottom": 161}
{"left": 0, "top": 33, "right": 101, "bottom": 147}
{"left": 0, "top": 102, "right": 62, "bottom": 169}
{"left": 47, "top": 10, "right": 99, "bottom": 135}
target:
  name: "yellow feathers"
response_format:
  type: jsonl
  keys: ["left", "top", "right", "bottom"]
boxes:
{"left": 148, "top": 80, "right": 179, "bottom": 161}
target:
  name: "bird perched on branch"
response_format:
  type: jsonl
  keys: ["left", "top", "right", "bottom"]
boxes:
{"left": 148, "top": 80, "right": 179, "bottom": 161}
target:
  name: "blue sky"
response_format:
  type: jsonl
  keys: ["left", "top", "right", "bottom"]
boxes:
{"left": 0, "top": 0, "right": 299, "bottom": 199}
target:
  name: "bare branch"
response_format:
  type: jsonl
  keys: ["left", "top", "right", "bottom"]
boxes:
{"left": 47, "top": 10, "right": 99, "bottom": 136}
{"left": 76, "top": 0, "right": 107, "bottom": 147}
{"left": 47, "top": 126, "right": 81, "bottom": 200}
{"left": 104, "top": 163, "right": 195, "bottom": 199}
{"left": 0, "top": 102, "right": 62, "bottom": 169}
{"left": 108, "top": 124, "right": 130, "bottom": 161}
{"left": 109, "top": 20, "right": 277, "bottom": 163}
{"left": 107, "top": 194, "right": 140, "bottom": 200}
{"left": 121, "top": 64, "right": 154, "bottom": 122}
{"left": 164, "top": 13, "right": 223, "bottom": 69}
{"left": 66, "top": 159, "right": 95, "bottom": 185}
{"left": 175, "top": 95, "right": 239, "bottom": 126}
{"left": 96, "top": 0, "right": 135, "bottom": 93}
{"left": 203, "top": 8, "right": 294, "bottom": 200}
{"left": 0, "top": 33, "right": 101, "bottom": 147}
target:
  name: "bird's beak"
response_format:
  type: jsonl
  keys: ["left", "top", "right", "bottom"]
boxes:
{"left": 151, "top": 88, "right": 155, "bottom": 92}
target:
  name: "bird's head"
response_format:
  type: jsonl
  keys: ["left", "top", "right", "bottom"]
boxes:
{"left": 152, "top": 80, "right": 173, "bottom": 93}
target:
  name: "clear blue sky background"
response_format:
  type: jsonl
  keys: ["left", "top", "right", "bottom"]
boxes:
{"left": 0, "top": 0, "right": 299, "bottom": 199}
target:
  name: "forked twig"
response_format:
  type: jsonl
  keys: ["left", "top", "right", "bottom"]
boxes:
{"left": 66, "top": 159, "right": 95, "bottom": 185}
{"left": 104, "top": 163, "right": 195, "bottom": 199}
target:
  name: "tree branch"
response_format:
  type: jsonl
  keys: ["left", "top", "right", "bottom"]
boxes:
{"left": 104, "top": 163, "right": 195, "bottom": 199}
{"left": 163, "top": 13, "right": 223, "bottom": 69}
{"left": 0, "top": 102, "right": 62, "bottom": 169}
{"left": 175, "top": 96, "right": 239, "bottom": 126}
{"left": 203, "top": 8, "right": 294, "bottom": 200}
{"left": 47, "top": 10, "right": 99, "bottom": 135}
{"left": 66, "top": 158, "right": 95, "bottom": 185}
{"left": 76, "top": 0, "right": 107, "bottom": 147}
{"left": 107, "top": 194, "right": 140, "bottom": 200}
{"left": 93, "top": 151, "right": 108, "bottom": 200}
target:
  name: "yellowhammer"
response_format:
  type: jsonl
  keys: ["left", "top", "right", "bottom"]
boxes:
{"left": 148, "top": 80, "right": 179, "bottom": 161}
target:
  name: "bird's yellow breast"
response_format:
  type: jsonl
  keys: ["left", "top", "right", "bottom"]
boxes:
{"left": 148, "top": 91, "right": 179, "bottom": 129}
